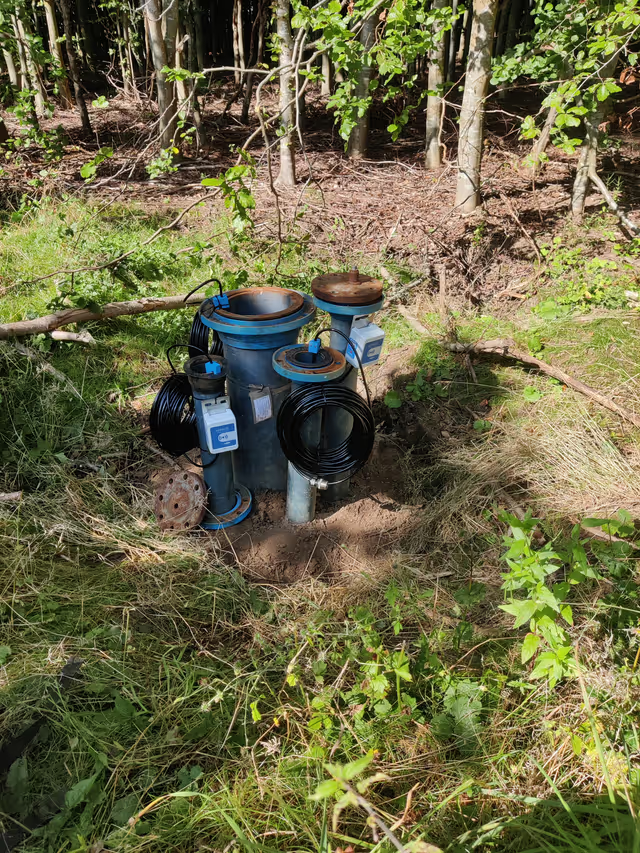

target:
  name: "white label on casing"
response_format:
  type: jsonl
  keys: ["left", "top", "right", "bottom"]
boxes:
{"left": 252, "top": 392, "right": 273, "bottom": 423}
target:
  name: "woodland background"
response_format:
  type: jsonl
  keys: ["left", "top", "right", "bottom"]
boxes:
{"left": 1, "top": 0, "right": 640, "bottom": 851}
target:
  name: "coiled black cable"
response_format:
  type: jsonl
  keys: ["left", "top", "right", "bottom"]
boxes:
{"left": 276, "top": 327, "right": 376, "bottom": 483}
{"left": 149, "top": 373, "right": 198, "bottom": 457}
{"left": 277, "top": 384, "right": 375, "bottom": 482}
{"left": 184, "top": 278, "right": 225, "bottom": 359}
{"left": 189, "top": 312, "right": 223, "bottom": 359}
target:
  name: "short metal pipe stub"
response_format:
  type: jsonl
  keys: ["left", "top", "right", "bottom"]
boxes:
{"left": 272, "top": 345, "right": 346, "bottom": 383}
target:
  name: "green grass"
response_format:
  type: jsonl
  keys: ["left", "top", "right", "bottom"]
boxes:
{"left": 2, "top": 198, "right": 640, "bottom": 852}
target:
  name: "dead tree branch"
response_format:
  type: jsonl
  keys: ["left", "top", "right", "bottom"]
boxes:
{"left": 445, "top": 338, "right": 640, "bottom": 429}
{"left": 588, "top": 168, "right": 640, "bottom": 237}
{"left": 0, "top": 293, "right": 205, "bottom": 339}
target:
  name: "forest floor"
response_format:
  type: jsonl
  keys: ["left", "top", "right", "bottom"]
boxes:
{"left": 1, "top": 88, "right": 640, "bottom": 852}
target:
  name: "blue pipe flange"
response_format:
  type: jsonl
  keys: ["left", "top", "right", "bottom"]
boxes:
{"left": 272, "top": 344, "right": 347, "bottom": 383}
{"left": 312, "top": 295, "right": 384, "bottom": 317}
{"left": 201, "top": 483, "right": 253, "bottom": 530}
{"left": 199, "top": 287, "right": 316, "bottom": 348}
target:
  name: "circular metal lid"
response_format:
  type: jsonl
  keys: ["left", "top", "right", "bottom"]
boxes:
{"left": 311, "top": 268, "right": 384, "bottom": 307}
{"left": 154, "top": 471, "right": 207, "bottom": 532}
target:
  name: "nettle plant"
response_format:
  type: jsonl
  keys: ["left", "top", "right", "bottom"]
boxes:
{"left": 499, "top": 509, "right": 635, "bottom": 686}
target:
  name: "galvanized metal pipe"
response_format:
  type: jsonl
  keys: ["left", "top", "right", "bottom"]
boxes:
{"left": 325, "top": 312, "right": 355, "bottom": 502}
{"left": 285, "top": 380, "right": 321, "bottom": 523}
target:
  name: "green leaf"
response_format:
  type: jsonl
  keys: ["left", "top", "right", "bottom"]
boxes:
{"left": 110, "top": 793, "right": 139, "bottom": 826}
{"left": 523, "top": 386, "right": 543, "bottom": 403}
{"left": 310, "top": 779, "right": 341, "bottom": 801}
{"left": 250, "top": 700, "right": 262, "bottom": 722}
{"left": 521, "top": 632, "right": 541, "bottom": 663}
{"left": 384, "top": 390, "right": 403, "bottom": 408}
{"left": 473, "top": 419, "right": 492, "bottom": 432}
{"left": 0, "top": 645, "right": 12, "bottom": 664}
{"left": 7, "top": 757, "right": 28, "bottom": 798}
{"left": 343, "top": 751, "right": 375, "bottom": 780}
{"left": 500, "top": 598, "right": 539, "bottom": 628}
{"left": 66, "top": 773, "right": 99, "bottom": 809}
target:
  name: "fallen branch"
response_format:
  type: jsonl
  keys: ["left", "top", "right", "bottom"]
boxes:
{"left": 588, "top": 168, "right": 640, "bottom": 237}
{"left": 23, "top": 193, "right": 215, "bottom": 286}
{"left": 50, "top": 330, "right": 97, "bottom": 346}
{"left": 0, "top": 293, "right": 204, "bottom": 339}
{"left": 396, "top": 304, "right": 429, "bottom": 335}
{"left": 0, "top": 491, "right": 22, "bottom": 503}
{"left": 445, "top": 338, "right": 640, "bottom": 429}
{"left": 9, "top": 342, "right": 83, "bottom": 399}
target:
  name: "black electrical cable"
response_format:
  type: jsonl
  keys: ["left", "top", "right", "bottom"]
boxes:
{"left": 277, "top": 384, "right": 375, "bottom": 483}
{"left": 183, "top": 277, "right": 223, "bottom": 302}
{"left": 189, "top": 312, "right": 224, "bottom": 359}
{"left": 149, "top": 373, "right": 199, "bottom": 457}
{"left": 150, "top": 343, "right": 218, "bottom": 467}
{"left": 183, "top": 278, "right": 225, "bottom": 359}
{"left": 276, "top": 328, "right": 376, "bottom": 483}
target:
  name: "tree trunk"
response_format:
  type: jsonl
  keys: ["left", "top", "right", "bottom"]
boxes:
{"left": 425, "top": 0, "right": 447, "bottom": 169}
{"left": 2, "top": 47, "right": 20, "bottom": 89}
{"left": 58, "top": 0, "right": 92, "bottom": 133}
{"left": 454, "top": 0, "right": 499, "bottom": 212}
{"left": 321, "top": 52, "right": 332, "bottom": 95}
{"left": 75, "top": 0, "right": 97, "bottom": 69}
{"left": 11, "top": 17, "right": 30, "bottom": 92}
{"left": 275, "top": 0, "right": 296, "bottom": 186}
{"left": 571, "top": 54, "right": 618, "bottom": 220}
{"left": 461, "top": 5, "right": 473, "bottom": 68}
{"left": 530, "top": 105, "right": 557, "bottom": 173}
{"left": 194, "top": 3, "right": 205, "bottom": 70}
{"left": 494, "top": 0, "right": 509, "bottom": 57}
{"left": 15, "top": 14, "right": 47, "bottom": 115}
{"left": 446, "top": 0, "right": 460, "bottom": 81}
{"left": 232, "top": 0, "right": 243, "bottom": 83}
{"left": 571, "top": 105, "right": 605, "bottom": 220}
{"left": 146, "top": 0, "right": 176, "bottom": 147}
{"left": 44, "top": 0, "right": 73, "bottom": 107}
{"left": 347, "top": 14, "right": 376, "bottom": 159}
{"left": 175, "top": 27, "right": 189, "bottom": 105}
{"left": 505, "top": 0, "right": 523, "bottom": 49}
{"left": 241, "top": 2, "right": 265, "bottom": 124}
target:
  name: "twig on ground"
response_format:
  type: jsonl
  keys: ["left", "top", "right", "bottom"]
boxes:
{"left": 50, "top": 330, "right": 97, "bottom": 346}
{"left": 23, "top": 193, "right": 216, "bottom": 285}
{"left": 0, "top": 491, "right": 22, "bottom": 503}
{"left": 445, "top": 338, "right": 640, "bottom": 429}
{"left": 8, "top": 342, "right": 83, "bottom": 399}
{"left": 499, "top": 193, "right": 542, "bottom": 264}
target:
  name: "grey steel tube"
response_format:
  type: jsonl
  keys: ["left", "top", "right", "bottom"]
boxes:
{"left": 286, "top": 380, "right": 322, "bottom": 523}
{"left": 324, "top": 313, "right": 355, "bottom": 502}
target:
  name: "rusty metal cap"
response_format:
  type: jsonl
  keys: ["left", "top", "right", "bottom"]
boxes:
{"left": 311, "top": 268, "right": 384, "bottom": 307}
{"left": 154, "top": 470, "right": 207, "bottom": 532}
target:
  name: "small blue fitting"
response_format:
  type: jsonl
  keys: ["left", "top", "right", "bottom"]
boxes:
{"left": 204, "top": 360, "right": 222, "bottom": 375}
{"left": 211, "top": 293, "right": 230, "bottom": 309}
{"left": 308, "top": 338, "right": 321, "bottom": 354}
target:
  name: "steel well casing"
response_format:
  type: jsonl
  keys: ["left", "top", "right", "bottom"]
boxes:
{"left": 199, "top": 288, "right": 316, "bottom": 491}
